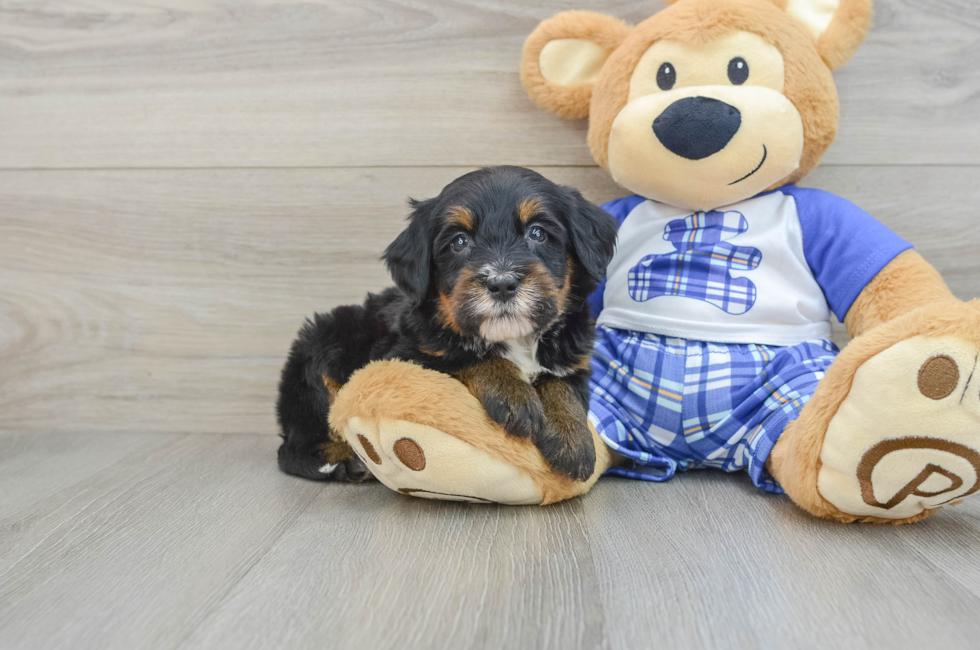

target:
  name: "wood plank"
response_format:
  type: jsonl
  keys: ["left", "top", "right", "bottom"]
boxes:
{"left": 887, "top": 497, "right": 980, "bottom": 602}
{"left": 0, "top": 433, "right": 323, "bottom": 650}
{"left": 580, "top": 473, "right": 980, "bottom": 649}
{"left": 185, "top": 461, "right": 980, "bottom": 650}
{"left": 1, "top": 432, "right": 979, "bottom": 649}
{"left": 0, "top": 0, "right": 977, "bottom": 168}
{"left": 181, "top": 482, "right": 605, "bottom": 650}
{"left": 1, "top": 165, "right": 978, "bottom": 435}
{"left": 0, "top": 430, "right": 181, "bottom": 523}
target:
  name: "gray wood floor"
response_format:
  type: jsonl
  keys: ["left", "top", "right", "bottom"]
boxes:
{"left": 3, "top": 431, "right": 980, "bottom": 650}
{"left": 2, "top": 1, "right": 980, "bottom": 648}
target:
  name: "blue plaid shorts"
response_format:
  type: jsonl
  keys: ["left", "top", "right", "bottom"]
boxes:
{"left": 588, "top": 326, "right": 839, "bottom": 493}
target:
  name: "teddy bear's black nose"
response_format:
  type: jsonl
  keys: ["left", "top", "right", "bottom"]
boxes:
{"left": 653, "top": 96, "right": 742, "bottom": 160}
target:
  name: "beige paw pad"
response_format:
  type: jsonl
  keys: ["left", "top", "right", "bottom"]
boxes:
{"left": 342, "top": 416, "right": 544, "bottom": 505}
{"left": 818, "top": 336, "right": 980, "bottom": 519}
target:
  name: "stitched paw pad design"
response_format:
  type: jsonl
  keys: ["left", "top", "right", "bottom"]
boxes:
{"left": 341, "top": 416, "right": 544, "bottom": 505}
{"left": 818, "top": 335, "right": 980, "bottom": 519}
{"left": 628, "top": 210, "right": 761, "bottom": 314}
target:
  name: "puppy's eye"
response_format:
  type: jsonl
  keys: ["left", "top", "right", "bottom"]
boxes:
{"left": 527, "top": 226, "right": 546, "bottom": 243}
{"left": 450, "top": 234, "right": 469, "bottom": 252}
{"left": 728, "top": 57, "right": 749, "bottom": 85}
{"left": 657, "top": 62, "right": 676, "bottom": 91}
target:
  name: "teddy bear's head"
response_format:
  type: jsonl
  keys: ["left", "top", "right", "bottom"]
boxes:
{"left": 521, "top": 0, "right": 872, "bottom": 211}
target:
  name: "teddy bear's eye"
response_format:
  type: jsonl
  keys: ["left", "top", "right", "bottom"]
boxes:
{"left": 728, "top": 57, "right": 749, "bottom": 85}
{"left": 657, "top": 62, "right": 676, "bottom": 91}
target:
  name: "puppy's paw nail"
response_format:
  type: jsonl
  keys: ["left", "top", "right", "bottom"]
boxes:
{"left": 557, "top": 460, "right": 595, "bottom": 482}
{"left": 484, "top": 397, "right": 522, "bottom": 434}
{"left": 543, "top": 438, "right": 597, "bottom": 482}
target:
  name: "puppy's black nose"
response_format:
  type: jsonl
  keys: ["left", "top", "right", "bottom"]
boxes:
{"left": 486, "top": 275, "right": 519, "bottom": 302}
{"left": 653, "top": 96, "right": 741, "bottom": 160}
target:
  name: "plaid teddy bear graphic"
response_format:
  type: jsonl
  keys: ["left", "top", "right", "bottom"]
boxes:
{"left": 628, "top": 210, "right": 762, "bottom": 314}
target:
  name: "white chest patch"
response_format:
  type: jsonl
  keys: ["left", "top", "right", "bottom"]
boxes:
{"left": 502, "top": 337, "right": 545, "bottom": 382}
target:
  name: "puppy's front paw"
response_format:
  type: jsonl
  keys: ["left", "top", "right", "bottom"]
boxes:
{"left": 278, "top": 441, "right": 376, "bottom": 483}
{"left": 456, "top": 358, "right": 547, "bottom": 439}
{"left": 482, "top": 384, "right": 547, "bottom": 440}
{"left": 534, "top": 377, "right": 597, "bottom": 481}
{"left": 535, "top": 420, "right": 597, "bottom": 481}
{"left": 331, "top": 455, "right": 375, "bottom": 483}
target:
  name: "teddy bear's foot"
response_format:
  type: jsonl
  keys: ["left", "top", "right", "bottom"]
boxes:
{"left": 340, "top": 415, "right": 544, "bottom": 504}
{"left": 772, "top": 301, "right": 980, "bottom": 523}
{"left": 817, "top": 333, "right": 980, "bottom": 520}
{"left": 328, "top": 360, "right": 612, "bottom": 505}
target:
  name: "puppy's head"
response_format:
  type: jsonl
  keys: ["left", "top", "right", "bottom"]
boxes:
{"left": 383, "top": 166, "right": 617, "bottom": 342}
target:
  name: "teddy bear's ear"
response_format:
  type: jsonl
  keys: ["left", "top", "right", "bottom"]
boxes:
{"left": 521, "top": 11, "right": 632, "bottom": 119}
{"left": 783, "top": 0, "right": 874, "bottom": 70}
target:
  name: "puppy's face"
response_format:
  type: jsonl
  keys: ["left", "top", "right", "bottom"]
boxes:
{"left": 384, "top": 167, "right": 617, "bottom": 342}
{"left": 433, "top": 193, "right": 571, "bottom": 342}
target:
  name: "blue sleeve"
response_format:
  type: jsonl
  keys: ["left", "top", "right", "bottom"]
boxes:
{"left": 588, "top": 196, "right": 646, "bottom": 318}
{"left": 781, "top": 186, "right": 913, "bottom": 321}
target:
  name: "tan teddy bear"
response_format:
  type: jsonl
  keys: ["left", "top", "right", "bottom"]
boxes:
{"left": 329, "top": 0, "right": 980, "bottom": 523}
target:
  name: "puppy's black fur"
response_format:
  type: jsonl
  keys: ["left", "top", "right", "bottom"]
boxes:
{"left": 276, "top": 166, "right": 617, "bottom": 483}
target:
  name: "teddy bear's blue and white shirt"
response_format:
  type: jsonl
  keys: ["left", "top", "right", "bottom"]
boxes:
{"left": 587, "top": 188, "right": 912, "bottom": 491}
{"left": 591, "top": 187, "right": 912, "bottom": 346}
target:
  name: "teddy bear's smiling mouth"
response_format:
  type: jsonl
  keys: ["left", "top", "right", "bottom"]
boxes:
{"left": 728, "top": 144, "right": 768, "bottom": 186}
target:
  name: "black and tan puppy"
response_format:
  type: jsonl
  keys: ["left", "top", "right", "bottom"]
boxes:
{"left": 276, "top": 166, "right": 617, "bottom": 483}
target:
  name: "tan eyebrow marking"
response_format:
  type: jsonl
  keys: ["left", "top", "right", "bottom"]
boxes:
{"left": 518, "top": 198, "right": 541, "bottom": 223}
{"left": 446, "top": 205, "right": 474, "bottom": 230}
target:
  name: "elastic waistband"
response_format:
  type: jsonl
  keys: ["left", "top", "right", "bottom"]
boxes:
{"left": 595, "top": 325, "right": 837, "bottom": 358}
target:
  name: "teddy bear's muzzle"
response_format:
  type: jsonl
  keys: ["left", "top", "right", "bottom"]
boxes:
{"left": 652, "top": 96, "right": 742, "bottom": 161}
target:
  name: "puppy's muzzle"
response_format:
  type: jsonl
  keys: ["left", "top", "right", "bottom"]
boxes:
{"left": 484, "top": 274, "right": 520, "bottom": 303}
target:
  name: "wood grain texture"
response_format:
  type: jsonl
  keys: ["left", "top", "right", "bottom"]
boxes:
{"left": 182, "top": 481, "right": 606, "bottom": 650}
{"left": 582, "top": 473, "right": 980, "bottom": 649}
{"left": 2, "top": 165, "right": 978, "bottom": 435}
{"left": 2, "top": 432, "right": 978, "bottom": 650}
{"left": 0, "top": 0, "right": 978, "bottom": 168}
{"left": 0, "top": 432, "right": 323, "bottom": 650}
{"left": 0, "top": 430, "right": 181, "bottom": 523}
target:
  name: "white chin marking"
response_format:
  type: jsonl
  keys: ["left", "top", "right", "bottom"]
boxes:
{"left": 480, "top": 317, "right": 535, "bottom": 342}
{"left": 319, "top": 462, "right": 339, "bottom": 475}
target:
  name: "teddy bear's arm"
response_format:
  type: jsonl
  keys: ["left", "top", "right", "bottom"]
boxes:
{"left": 844, "top": 250, "right": 956, "bottom": 338}
{"left": 330, "top": 359, "right": 613, "bottom": 505}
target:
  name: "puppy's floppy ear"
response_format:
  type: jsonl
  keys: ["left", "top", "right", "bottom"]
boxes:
{"left": 561, "top": 186, "right": 617, "bottom": 282}
{"left": 521, "top": 11, "right": 632, "bottom": 119}
{"left": 382, "top": 198, "right": 436, "bottom": 305}
{"left": 782, "top": 0, "right": 873, "bottom": 70}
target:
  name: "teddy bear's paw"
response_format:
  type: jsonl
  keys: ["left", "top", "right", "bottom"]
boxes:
{"left": 340, "top": 416, "right": 545, "bottom": 505}
{"left": 818, "top": 335, "right": 980, "bottom": 520}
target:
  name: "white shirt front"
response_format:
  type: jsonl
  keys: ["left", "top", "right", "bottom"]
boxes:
{"left": 597, "top": 191, "right": 833, "bottom": 346}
